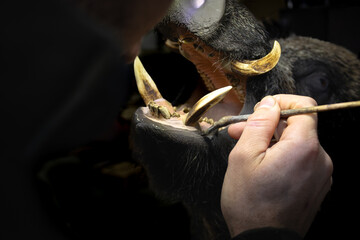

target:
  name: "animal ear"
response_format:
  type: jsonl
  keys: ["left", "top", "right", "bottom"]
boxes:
{"left": 303, "top": 72, "right": 329, "bottom": 92}
{"left": 295, "top": 71, "right": 332, "bottom": 105}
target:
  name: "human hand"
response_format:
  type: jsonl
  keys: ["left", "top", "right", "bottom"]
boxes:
{"left": 221, "top": 95, "right": 333, "bottom": 237}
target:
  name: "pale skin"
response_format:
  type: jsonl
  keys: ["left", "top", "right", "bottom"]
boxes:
{"left": 114, "top": 0, "right": 174, "bottom": 62}
{"left": 222, "top": 95, "right": 333, "bottom": 237}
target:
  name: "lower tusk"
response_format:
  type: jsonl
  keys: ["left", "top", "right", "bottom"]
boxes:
{"left": 232, "top": 40, "right": 281, "bottom": 76}
{"left": 134, "top": 56, "right": 164, "bottom": 105}
{"left": 185, "top": 86, "right": 233, "bottom": 126}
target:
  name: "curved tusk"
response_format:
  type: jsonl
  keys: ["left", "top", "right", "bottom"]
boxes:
{"left": 134, "top": 56, "right": 163, "bottom": 105}
{"left": 231, "top": 40, "right": 281, "bottom": 76}
{"left": 134, "top": 57, "right": 175, "bottom": 119}
{"left": 185, "top": 86, "right": 233, "bottom": 126}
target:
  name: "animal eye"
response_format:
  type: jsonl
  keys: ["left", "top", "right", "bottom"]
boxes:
{"left": 295, "top": 71, "right": 331, "bottom": 104}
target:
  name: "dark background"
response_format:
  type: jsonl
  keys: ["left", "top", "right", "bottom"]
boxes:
{"left": 1, "top": 0, "right": 360, "bottom": 239}
{"left": 243, "top": 0, "right": 360, "bottom": 56}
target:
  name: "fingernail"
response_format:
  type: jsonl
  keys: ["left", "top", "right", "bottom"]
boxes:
{"left": 255, "top": 96, "right": 276, "bottom": 110}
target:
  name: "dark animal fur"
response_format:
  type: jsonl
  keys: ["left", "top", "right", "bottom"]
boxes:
{"left": 132, "top": 112, "right": 234, "bottom": 239}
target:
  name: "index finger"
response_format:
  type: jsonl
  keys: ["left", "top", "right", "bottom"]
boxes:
{"left": 274, "top": 94, "right": 318, "bottom": 141}
{"left": 231, "top": 96, "right": 280, "bottom": 164}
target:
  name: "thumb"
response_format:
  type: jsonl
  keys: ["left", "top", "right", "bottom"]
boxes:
{"left": 232, "top": 96, "right": 280, "bottom": 163}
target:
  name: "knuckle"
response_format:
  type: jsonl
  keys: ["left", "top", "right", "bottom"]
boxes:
{"left": 274, "top": 94, "right": 318, "bottom": 109}
{"left": 228, "top": 147, "right": 249, "bottom": 167}
{"left": 296, "top": 137, "right": 333, "bottom": 178}
{"left": 228, "top": 149, "right": 240, "bottom": 168}
{"left": 246, "top": 114, "right": 278, "bottom": 133}
{"left": 303, "top": 137, "right": 321, "bottom": 157}
{"left": 306, "top": 96, "right": 318, "bottom": 107}
{"left": 322, "top": 152, "right": 334, "bottom": 178}
{"left": 292, "top": 136, "right": 320, "bottom": 163}
{"left": 297, "top": 96, "right": 318, "bottom": 108}
{"left": 229, "top": 148, "right": 244, "bottom": 164}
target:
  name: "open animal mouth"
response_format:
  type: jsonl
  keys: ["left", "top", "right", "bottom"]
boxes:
{"left": 134, "top": 28, "right": 281, "bottom": 134}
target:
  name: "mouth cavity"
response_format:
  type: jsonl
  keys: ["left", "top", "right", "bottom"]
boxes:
{"left": 134, "top": 32, "right": 281, "bottom": 133}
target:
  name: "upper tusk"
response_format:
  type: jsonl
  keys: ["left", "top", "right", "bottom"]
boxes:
{"left": 231, "top": 40, "right": 281, "bottom": 76}
{"left": 134, "top": 56, "right": 163, "bottom": 105}
{"left": 185, "top": 86, "right": 233, "bottom": 126}
{"left": 134, "top": 56, "right": 175, "bottom": 119}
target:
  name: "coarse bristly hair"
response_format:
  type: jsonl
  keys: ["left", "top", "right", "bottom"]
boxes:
{"left": 203, "top": 0, "right": 271, "bottom": 61}
{"left": 158, "top": 0, "right": 271, "bottom": 61}
{"left": 279, "top": 36, "right": 360, "bottom": 102}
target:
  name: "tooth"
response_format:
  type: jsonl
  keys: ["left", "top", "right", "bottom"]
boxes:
{"left": 185, "top": 86, "right": 233, "bottom": 126}
{"left": 158, "top": 106, "right": 171, "bottom": 119}
{"left": 232, "top": 40, "right": 281, "bottom": 76}
{"left": 165, "top": 39, "right": 179, "bottom": 49}
{"left": 134, "top": 57, "right": 163, "bottom": 105}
